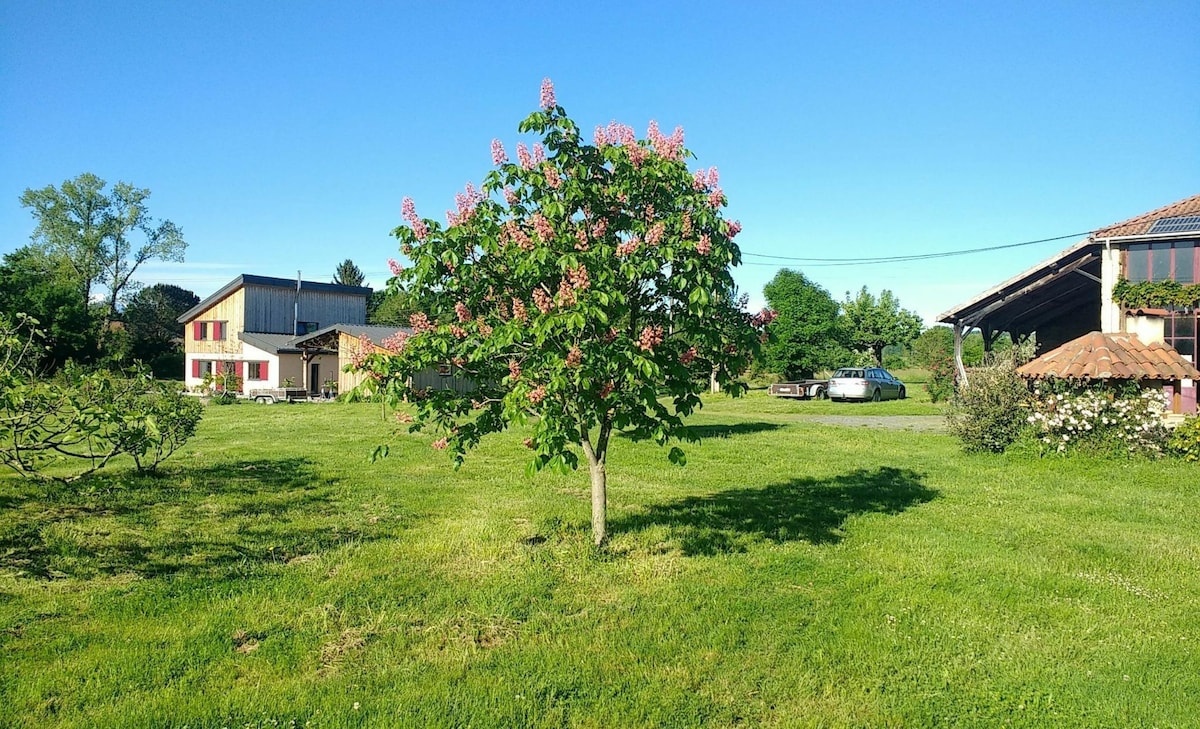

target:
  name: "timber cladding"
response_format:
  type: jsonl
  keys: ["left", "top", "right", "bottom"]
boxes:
{"left": 185, "top": 288, "right": 246, "bottom": 355}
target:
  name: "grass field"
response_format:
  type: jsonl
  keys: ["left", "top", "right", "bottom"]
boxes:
{"left": 2, "top": 393, "right": 1198, "bottom": 727}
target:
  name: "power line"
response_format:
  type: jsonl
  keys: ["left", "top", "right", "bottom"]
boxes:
{"left": 739, "top": 231, "right": 1091, "bottom": 266}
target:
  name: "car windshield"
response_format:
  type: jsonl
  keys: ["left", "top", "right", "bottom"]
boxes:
{"left": 833, "top": 369, "right": 864, "bottom": 378}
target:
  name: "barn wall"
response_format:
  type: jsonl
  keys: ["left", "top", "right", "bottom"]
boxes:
{"left": 244, "top": 285, "right": 367, "bottom": 334}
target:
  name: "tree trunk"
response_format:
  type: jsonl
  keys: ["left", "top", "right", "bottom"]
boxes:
{"left": 872, "top": 343, "right": 884, "bottom": 367}
{"left": 580, "top": 432, "right": 608, "bottom": 547}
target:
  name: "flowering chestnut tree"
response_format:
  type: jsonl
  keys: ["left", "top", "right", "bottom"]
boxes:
{"left": 360, "top": 80, "right": 767, "bottom": 545}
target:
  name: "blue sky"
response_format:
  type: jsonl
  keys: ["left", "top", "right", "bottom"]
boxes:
{"left": 2, "top": 1, "right": 1197, "bottom": 323}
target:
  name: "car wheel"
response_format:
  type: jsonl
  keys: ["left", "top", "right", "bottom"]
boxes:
{"left": 898, "top": 387, "right": 906, "bottom": 400}
{"left": 871, "top": 389, "right": 881, "bottom": 402}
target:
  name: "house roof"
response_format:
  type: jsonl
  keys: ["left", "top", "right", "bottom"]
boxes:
{"left": 1092, "top": 194, "right": 1200, "bottom": 239}
{"left": 289, "top": 323, "right": 411, "bottom": 350}
{"left": 177, "top": 274, "right": 373, "bottom": 323}
{"left": 1017, "top": 331, "right": 1200, "bottom": 381}
{"left": 936, "top": 239, "right": 1100, "bottom": 327}
{"left": 239, "top": 331, "right": 303, "bottom": 355}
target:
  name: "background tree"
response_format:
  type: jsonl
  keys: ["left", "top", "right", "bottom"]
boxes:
{"left": 359, "top": 79, "right": 764, "bottom": 546}
{"left": 333, "top": 258, "right": 365, "bottom": 287}
{"left": 124, "top": 284, "right": 200, "bottom": 377}
{"left": 840, "top": 287, "right": 923, "bottom": 366}
{"left": 367, "top": 285, "right": 419, "bottom": 326}
{"left": 0, "top": 246, "right": 98, "bottom": 368}
{"left": 20, "top": 173, "right": 187, "bottom": 323}
{"left": 762, "top": 269, "right": 848, "bottom": 379}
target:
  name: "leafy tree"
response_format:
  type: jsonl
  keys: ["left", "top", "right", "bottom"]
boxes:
{"left": 333, "top": 258, "right": 366, "bottom": 287}
{"left": 762, "top": 269, "right": 848, "bottom": 379}
{"left": 0, "top": 246, "right": 98, "bottom": 368}
{"left": 367, "top": 286, "right": 419, "bottom": 326}
{"left": 840, "top": 287, "right": 923, "bottom": 366}
{"left": 358, "top": 79, "right": 764, "bottom": 546}
{"left": 124, "top": 283, "right": 200, "bottom": 376}
{"left": 20, "top": 173, "right": 187, "bottom": 322}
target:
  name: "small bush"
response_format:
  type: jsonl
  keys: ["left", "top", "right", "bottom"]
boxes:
{"left": 1168, "top": 415, "right": 1200, "bottom": 461}
{"left": 947, "top": 361, "right": 1030, "bottom": 452}
{"left": 1026, "top": 385, "right": 1169, "bottom": 457}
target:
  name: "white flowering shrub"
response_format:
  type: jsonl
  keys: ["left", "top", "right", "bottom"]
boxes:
{"left": 1026, "top": 385, "right": 1169, "bottom": 456}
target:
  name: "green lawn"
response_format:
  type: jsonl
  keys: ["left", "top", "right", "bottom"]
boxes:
{"left": 2, "top": 396, "right": 1197, "bottom": 727}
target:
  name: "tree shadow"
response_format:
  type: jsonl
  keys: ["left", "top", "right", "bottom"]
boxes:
{"left": 0, "top": 458, "right": 398, "bottom": 581}
{"left": 616, "top": 421, "right": 784, "bottom": 441}
{"left": 610, "top": 466, "right": 936, "bottom": 555}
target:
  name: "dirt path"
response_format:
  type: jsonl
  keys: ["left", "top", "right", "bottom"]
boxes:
{"left": 801, "top": 415, "right": 947, "bottom": 433}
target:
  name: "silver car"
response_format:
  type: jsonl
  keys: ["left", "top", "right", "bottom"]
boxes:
{"left": 827, "top": 367, "right": 906, "bottom": 402}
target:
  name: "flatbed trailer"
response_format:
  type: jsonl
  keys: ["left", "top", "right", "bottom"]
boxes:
{"left": 248, "top": 387, "right": 310, "bottom": 404}
{"left": 767, "top": 380, "right": 828, "bottom": 400}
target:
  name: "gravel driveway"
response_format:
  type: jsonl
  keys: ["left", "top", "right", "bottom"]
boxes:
{"left": 802, "top": 415, "right": 947, "bottom": 433}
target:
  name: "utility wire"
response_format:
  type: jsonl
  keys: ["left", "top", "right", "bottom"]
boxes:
{"left": 739, "top": 231, "right": 1091, "bottom": 266}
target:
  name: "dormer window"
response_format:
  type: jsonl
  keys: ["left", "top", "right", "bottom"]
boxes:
{"left": 193, "top": 321, "right": 227, "bottom": 340}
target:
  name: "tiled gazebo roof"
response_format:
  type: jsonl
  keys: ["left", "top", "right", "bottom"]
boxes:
{"left": 1018, "top": 331, "right": 1200, "bottom": 381}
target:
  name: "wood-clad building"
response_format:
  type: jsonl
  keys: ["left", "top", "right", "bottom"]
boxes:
{"left": 177, "top": 274, "right": 371, "bottom": 396}
{"left": 290, "top": 324, "right": 474, "bottom": 395}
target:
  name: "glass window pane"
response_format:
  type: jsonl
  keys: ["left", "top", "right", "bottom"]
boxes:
{"left": 1175, "top": 244, "right": 1196, "bottom": 284}
{"left": 1174, "top": 338, "right": 1195, "bottom": 358}
{"left": 1175, "top": 315, "right": 1195, "bottom": 339}
{"left": 1126, "top": 243, "right": 1149, "bottom": 282}
{"left": 1150, "top": 243, "right": 1172, "bottom": 281}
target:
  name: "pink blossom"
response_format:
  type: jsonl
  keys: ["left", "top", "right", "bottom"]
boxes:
{"left": 512, "top": 298, "right": 528, "bottom": 323}
{"left": 528, "top": 385, "right": 547, "bottom": 404}
{"left": 544, "top": 163, "right": 562, "bottom": 189}
{"left": 599, "top": 381, "right": 614, "bottom": 398}
{"left": 557, "top": 278, "right": 577, "bottom": 307}
{"left": 491, "top": 139, "right": 507, "bottom": 166}
{"left": 454, "top": 301, "right": 472, "bottom": 322}
{"left": 532, "top": 287, "right": 554, "bottom": 313}
{"left": 627, "top": 144, "right": 648, "bottom": 167}
{"left": 647, "top": 121, "right": 684, "bottom": 160}
{"left": 532, "top": 143, "right": 546, "bottom": 164}
{"left": 706, "top": 167, "right": 720, "bottom": 188}
{"left": 696, "top": 234, "right": 712, "bottom": 255}
{"left": 681, "top": 211, "right": 693, "bottom": 237}
{"left": 504, "top": 220, "right": 534, "bottom": 251}
{"left": 450, "top": 324, "right": 468, "bottom": 339}
{"left": 540, "top": 78, "right": 556, "bottom": 110}
{"left": 693, "top": 170, "right": 707, "bottom": 191}
{"left": 638, "top": 325, "right": 664, "bottom": 352}
{"left": 508, "top": 359, "right": 522, "bottom": 380}
{"left": 680, "top": 347, "right": 697, "bottom": 365}
{"left": 388, "top": 258, "right": 404, "bottom": 276}
{"left": 477, "top": 322, "right": 493, "bottom": 337}
{"left": 517, "top": 142, "right": 533, "bottom": 170}
{"left": 616, "top": 237, "right": 640, "bottom": 257}
{"left": 726, "top": 220, "right": 742, "bottom": 238}
{"left": 574, "top": 227, "right": 589, "bottom": 251}
{"left": 604, "top": 327, "right": 618, "bottom": 343}
{"left": 645, "top": 222, "right": 665, "bottom": 247}
{"left": 532, "top": 213, "right": 554, "bottom": 242}
{"left": 409, "top": 312, "right": 435, "bottom": 333}
{"left": 523, "top": 437, "right": 535, "bottom": 449}
{"left": 591, "top": 218, "right": 607, "bottom": 239}
{"left": 707, "top": 187, "right": 724, "bottom": 209}
{"left": 381, "top": 330, "right": 409, "bottom": 353}
{"left": 431, "top": 437, "right": 449, "bottom": 451}
{"left": 566, "top": 346, "right": 583, "bottom": 368}
{"left": 594, "top": 125, "right": 607, "bottom": 147}
{"left": 567, "top": 265, "right": 590, "bottom": 291}
{"left": 503, "top": 186, "right": 518, "bottom": 206}
{"left": 401, "top": 243, "right": 413, "bottom": 256}
{"left": 350, "top": 334, "right": 373, "bottom": 368}
{"left": 402, "top": 197, "right": 430, "bottom": 240}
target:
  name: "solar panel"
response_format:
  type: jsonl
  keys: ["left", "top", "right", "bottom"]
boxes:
{"left": 1147, "top": 215, "right": 1200, "bottom": 234}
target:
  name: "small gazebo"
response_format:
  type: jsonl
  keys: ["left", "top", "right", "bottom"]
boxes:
{"left": 1017, "top": 331, "right": 1200, "bottom": 414}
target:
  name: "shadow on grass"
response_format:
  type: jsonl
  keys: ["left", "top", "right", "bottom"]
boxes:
{"left": 0, "top": 458, "right": 395, "bottom": 581}
{"left": 610, "top": 466, "right": 936, "bottom": 555}
{"left": 617, "top": 421, "right": 784, "bottom": 441}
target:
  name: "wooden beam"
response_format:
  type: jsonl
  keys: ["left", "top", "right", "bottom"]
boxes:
{"left": 954, "top": 321, "right": 968, "bottom": 386}
{"left": 962, "top": 254, "right": 1098, "bottom": 327}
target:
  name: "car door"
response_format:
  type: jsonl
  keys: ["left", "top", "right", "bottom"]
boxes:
{"left": 880, "top": 369, "right": 900, "bottom": 399}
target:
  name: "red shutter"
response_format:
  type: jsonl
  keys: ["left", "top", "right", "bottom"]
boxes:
{"left": 261, "top": 361, "right": 269, "bottom": 381}
{"left": 235, "top": 361, "right": 244, "bottom": 381}
{"left": 192, "top": 359, "right": 200, "bottom": 378}
{"left": 193, "top": 322, "right": 202, "bottom": 340}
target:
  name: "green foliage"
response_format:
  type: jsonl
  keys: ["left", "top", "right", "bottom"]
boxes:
{"left": 947, "top": 361, "right": 1031, "bottom": 452}
{"left": 1167, "top": 415, "right": 1200, "bottom": 461}
{"left": 1026, "top": 384, "right": 1169, "bottom": 457}
{"left": 123, "top": 283, "right": 199, "bottom": 376}
{"left": 840, "top": 287, "right": 923, "bottom": 366}
{"left": 1112, "top": 277, "right": 1200, "bottom": 309}
{"left": 0, "top": 316, "right": 202, "bottom": 481}
{"left": 0, "top": 246, "right": 99, "bottom": 368}
{"left": 367, "top": 285, "right": 418, "bottom": 325}
{"left": 20, "top": 172, "right": 187, "bottom": 322}
{"left": 333, "top": 258, "right": 365, "bottom": 287}
{"left": 762, "top": 269, "right": 848, "bottom": 379}
{"left": 359, "top": 82, "right": 763, "bottom": 543}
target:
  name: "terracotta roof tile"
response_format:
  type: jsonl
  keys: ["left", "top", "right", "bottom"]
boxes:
{"left": 1018, "top": 331, "right": 1200, "bottom": 381}
{"left": 1091, "top": 194, "right": 1200, "bottom": 238}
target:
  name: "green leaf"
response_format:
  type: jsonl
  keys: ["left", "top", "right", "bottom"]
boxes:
{"left": 668, "top": 446, "right": 687, "bottom": 466}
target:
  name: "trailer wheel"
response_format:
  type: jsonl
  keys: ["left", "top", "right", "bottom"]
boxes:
{"left": 814, "top": 386, "right": 827, "bottom": 400}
